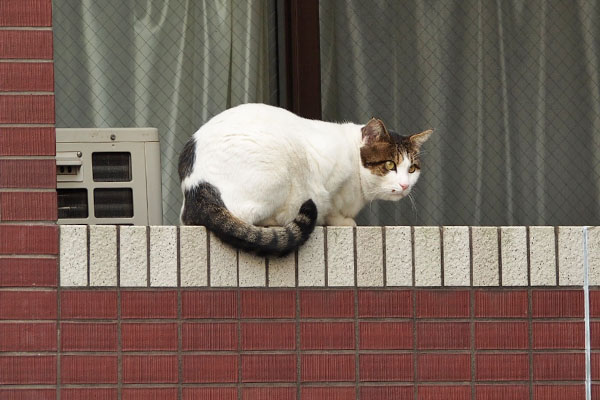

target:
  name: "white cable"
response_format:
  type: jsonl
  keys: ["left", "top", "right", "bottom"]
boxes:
{"left": 583, "top": 226, "right": 591, "bottom": 400}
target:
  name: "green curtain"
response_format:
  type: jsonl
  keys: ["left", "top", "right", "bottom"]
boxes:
{"left": 54, "top": 0, "right": 600, "bottom": 226}
{"left": 54, "top": 0, "right": 279, "bottom": 225}
{"left": 320, "top": 0, "right": 600, "bottom": 226}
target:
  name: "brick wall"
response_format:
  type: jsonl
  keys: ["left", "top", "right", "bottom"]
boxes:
{"left": 0, "top": 2, "right": 598, "bottom": 399}
{"left": 3, "top": 225, "right": 598, "bottom": 399}
{"left": 0, "top": 0, "right": 59, "bottom": 399}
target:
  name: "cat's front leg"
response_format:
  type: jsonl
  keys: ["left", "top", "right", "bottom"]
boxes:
{"left": 325, "top": 214, "right": 357, "bottom": 226}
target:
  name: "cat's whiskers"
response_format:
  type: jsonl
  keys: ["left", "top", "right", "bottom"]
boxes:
{"left": 408, "top": 192, "right": 418, "bottom": 222}
{"left": 363, "top": 187, "right": 385, "bottom": 201}
{"left": 368, "top": 198, "right": 376, "bottom": 212}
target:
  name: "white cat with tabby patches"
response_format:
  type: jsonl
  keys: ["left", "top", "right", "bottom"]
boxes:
{"left": 179, "top": 103, "right": 432, "bottom": 256}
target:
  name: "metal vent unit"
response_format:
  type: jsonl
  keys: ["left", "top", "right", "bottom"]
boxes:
{"left": 56, "top": 128, "right": 162, "bottom": 225}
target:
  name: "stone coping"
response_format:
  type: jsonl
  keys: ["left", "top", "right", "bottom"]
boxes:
{"left": 58, "top": 226, "right": 600, "bottom": 288}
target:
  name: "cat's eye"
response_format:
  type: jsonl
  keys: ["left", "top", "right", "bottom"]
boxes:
{"left": 384, "top": 161, "right": 396, "bottom": 171}
{"left": 408, "top": 165, "right": 417, "bottom": 173}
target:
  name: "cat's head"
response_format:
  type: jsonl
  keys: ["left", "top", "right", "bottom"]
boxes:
{"left": 359, "top": 118, "right": 433, "bottom": 201}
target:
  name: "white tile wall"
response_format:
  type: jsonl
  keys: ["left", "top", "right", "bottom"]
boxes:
{"left": 326, "top": 227, "right": 355, "bottom": 286}
{"left": 89, "top": 225, "right": 117, "bottom": 286}
{"left": 179, "top": 226, "right": 208, "bottom": 286}
{"left": 414, "top": 227, "right": 441, "bottom": 286}
{"left": 529, "top": 226, "right": 557, "bottom": 286}
{"left": 57, "top": 225, "right": 596, "bottom": 288}
{"left": 385, "top": 226, "right": 412, "bottom": 286}
{"left": 356, "top": 227, "right": 384, "bottom": 287}
{"left": 442, "top": 226, "right": 470, "bottom": 286}
{"left": 149, "top": 226, "right": 177, "bottom": 287}
{"left": 500, "top": 226, "right": 528, "bottom": 286}
{"left": 60, "top": 225, "right": 87, "bottom": 286}
{"left": 119, "top": 226, "right": 148, "bottom": 287}
{"left": 472, "top": 227, "right": 499, "bottom": 286}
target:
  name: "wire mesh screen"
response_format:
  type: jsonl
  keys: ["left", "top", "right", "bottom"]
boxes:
{"left": 53, "top": 0, "right": 279, "bottom": 225}
{"left": 321, "top": 0, "right": 600, "bottom": 226}
{"left": 54, "top": 1, "right": 600, "bottom": 226}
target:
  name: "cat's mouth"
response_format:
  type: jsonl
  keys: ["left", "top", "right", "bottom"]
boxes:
{"left": 386, "top": 190, "right": 408, "bottom": 200}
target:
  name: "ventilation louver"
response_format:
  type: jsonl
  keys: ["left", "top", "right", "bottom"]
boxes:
{"left": 56, "top": 128, "right": 162, "bottom": 225}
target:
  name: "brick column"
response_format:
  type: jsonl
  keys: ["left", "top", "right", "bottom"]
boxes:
{"left": 0, "top": 0, "right": 58, "bottom": 398}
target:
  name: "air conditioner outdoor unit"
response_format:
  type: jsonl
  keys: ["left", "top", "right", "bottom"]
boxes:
{"left": 56, "top": 128, "right": 163, "bottom": 225}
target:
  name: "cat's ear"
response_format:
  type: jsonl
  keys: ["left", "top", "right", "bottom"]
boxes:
{"left": 362, "top": 118, "right": 390, "bottom": 144}
{"left": 409, "top": 129, "right": 433, "bottom": 151}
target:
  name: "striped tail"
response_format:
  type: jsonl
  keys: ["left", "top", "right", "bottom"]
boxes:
{"left": 181, "top": 182, "right": 317, "bottom": 257}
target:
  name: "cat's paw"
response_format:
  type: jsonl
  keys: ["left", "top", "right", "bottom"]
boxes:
{"left": 342, "top": 218, "right": 357, "bottom": 227}
{"left": 326, "top": 215, "right": 356, "bottom": 226}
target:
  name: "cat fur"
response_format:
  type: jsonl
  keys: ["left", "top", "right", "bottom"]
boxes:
{"left": 179, "top": 103, "right": 432, "bottom": 256}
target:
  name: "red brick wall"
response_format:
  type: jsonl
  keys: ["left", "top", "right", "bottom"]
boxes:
{"left": 2, "top": 286, "right": 596, "bottom": 399}
{"left": 0, "top": 0, "right": 56, "bottom": 214}
{"left": 0, "top": 0, "right": 58, "bottom": 399}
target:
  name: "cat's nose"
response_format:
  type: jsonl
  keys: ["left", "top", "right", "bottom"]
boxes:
{"left": 400, "top": 183, "right": 409, "bottom": 191}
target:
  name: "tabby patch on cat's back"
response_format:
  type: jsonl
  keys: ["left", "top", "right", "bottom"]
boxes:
{"left": 179, "top": 103, "right": 433, "bottom": 256}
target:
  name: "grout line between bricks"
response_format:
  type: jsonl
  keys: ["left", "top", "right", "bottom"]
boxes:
{"left": 469, "top": 227, "right": 474, "bottom": 287}
{"left": 50, "top": 316, "right": 581, "bottom": 324}
{"left": 0, "top": 220, "right": 57, "bottom": 225}
{"left": 497, "top": 227, "right": 502, "bottom": 287}
{"left": 0, "top": 157, "right": 55, "bottom": 164}
{"left": 296, "top": 257, "right": 301, "bottom": 400}
{"left": 470, "top": 289, "right": 475, "bottom": 400}
{"left": 0, "top": 91, "right": 54, "bottom": 96}
{"left": 324, "top": 226, "right": 328, "bottom": 287}
{"left": 146, "top": 226, "right": 150, "bottom": 288}
{"left": 0, "top": 123, "right": 55, "bottom": 127}
{"left": 0, "top": 254, "right": 56, "bottom": 262}
{"left": 528, "top": 286, "right": 533, "bottom": 399}
{"left": 206, "top": 230, "right": 211, "bottom": 287}
{"left": 583, "top": 226, "right": 592, "bottom": 400}
{"left": 2, "top": 385, "right": 59, "bottom": 390}
{"left": 354, "top": 274, "right": 360, "bottom": 399}
{"left": 0, "top": 59, "right": 54, "bottom": 63}
{"left": 265, "top": 256, "right": 269, "bottom": 288}
{"left": 413, "top": 288, "right": 417, "bottom": 400}
{"left": 555, "top": 226, "right": 560, "bottom": 286}
{"left": 382, "top": 226, "right": 387, "bottom": 287}
{"left": 526, "top": 227, "right": 531, "bottom": 287}
{"left": 440, "top": 226, "right": 444, "bottom": 287}
{"left": 177, "top": 227, "right": 183, "bottom": 400}
{"left": 411, "top": 227, "right": 415, "bottom": 288}
{"left": 295, "top": 250, "right": 299, "bottom": 289}
{"left": 116, "top": 227, "right": 121, "bottom": 288}
{"left": 0, "top": 26, "right": 53, "bottom": 31}
{"left": 116, "top": 227, "right": 122, "bottom": 400}
{"left": 237, "top": 288, "right": 242, "bottom": 400}
{"left": 176, "top": 227, "right": 181, "bottom": 289}
{"left": 47, "top": 348, "right": 583, "bottom": 355}
{"left": 236, "top": 249, "right": 240, "bottom": 288}
{"left": 0, "top": 188, "right": 56, "bottom": 193}
{"left": 86, "top": 225, "right": 90, "bottom": 287}
{"left": 57, "top": 226, "right": 61, "bottom": 400}
{"left": 353, "top": 226, "right": 360, "bottom": 398}
{"left": 353, "top": 227, "right": 357, "bottom": 289}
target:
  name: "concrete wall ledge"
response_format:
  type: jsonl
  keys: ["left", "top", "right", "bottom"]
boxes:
{"left": 58, "top": 226, "right": 600, "bottom": 288}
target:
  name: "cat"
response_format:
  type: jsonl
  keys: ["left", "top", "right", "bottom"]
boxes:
{"left": 179, "top": 103, "right": 432, "bottom": 256}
